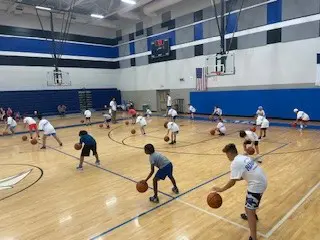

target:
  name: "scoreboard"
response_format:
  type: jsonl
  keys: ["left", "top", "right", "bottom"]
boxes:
{"left": 151, "top": 39, "right": 170, "bottom": 59}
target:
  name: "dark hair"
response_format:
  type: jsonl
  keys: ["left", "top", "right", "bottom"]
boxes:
{"left": 79, "top": 130, "right": 88, "bottom": 136}
{"left": 239, "top": 130, "right": 246, "bottom": 138}
{"left": 222, "top": 144, "right": 238, "bottom": 154}
{"left": 38, "top": 115, "right": 43, "bottom": 120}
{"left": 164, "top": 121, "right": 168, "bottom": 128}
{"left": 144, "top": 144, "right": 155, "bottom": 154}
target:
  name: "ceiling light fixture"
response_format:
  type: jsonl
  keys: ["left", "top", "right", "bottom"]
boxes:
{"left": 90, "top": 14, "right": 104, "bottom": 19}
{"left": 35, "top": 6, "right": 52, "bottom": 11}
{"left": 121, "top": 0, "right": 137, "bottom": 5}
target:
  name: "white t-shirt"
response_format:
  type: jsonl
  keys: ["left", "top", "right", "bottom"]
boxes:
{"left": 108, "top": 109, "right": 112, "bottom": 115}
{"left": 103, "top": 114, "right": 111, "bottom": 120}
{"left": 245, "top": 130, "right": 259, "bottom": 142}
{"left": 23, "top": 117, "right": 36, "bottom": 125}
{"left": 297, "top": 111, "right": 310, "bottom": 121}
{"left": 146, "top": 109, "right": 152, "bottom": 115}
{"left": 189, "top": 106, "right": 196, "bottom": 113}
{"left": 167, "top": 122, "right": 179, "bottom": 132}
{"left": 217, "top": 122, "right": 226, "bottom": 134}
{"left": 38, "top": 119, "right": 56, "bottom": 135}
{"left": 256, "top": 115, "right": 264, "bottom": 126}
{"left": 256, "top": 109, "right": 265, "bottom": 117}
{"left": 136, "top": 116, "right": 147, "bottom": 126}
{"left": 110, "top": 100, "right": 117, "bottom": 111}
{"left": 168, "top": 109, "right": 178, "bottom": 117}
{"left": 230, "top": 155, "right": 267, "bottom": 193}
{"left": 7, "top": 116, "right": 17, "bottom": 127}
{"left": 214, "top": 108, "right": 222, "bottom": 115}
{"left": 167, "top": 96, "right": 172, "bottom": 107}
{"left": 261, "top": 118, "right": 269, "bottom": 129}
{"left": 84, "top": 110, "right": 91, "bottom": 118}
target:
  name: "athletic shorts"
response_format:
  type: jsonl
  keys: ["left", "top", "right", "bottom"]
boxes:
{"left": 81, "top": 144, "right": 97, "bottom": 157}
{"left": 245, "top": 191, "right": 263, "bottom": 210}
{"left": 29, "top": 124, "right": 37, "bottom": 131}
{"left": 172, "top": 116, "right": 177, "bottom": 121}
{"left": 9, "top": 125, "right": 16, "bottom": 131}
{"left": 244, "top": 140, "right": 259, "bottom": 146}
{"left": 132, "top": 114, "right": 137, "bottom": 118}
{"left": 155, "top": 163, "right": 173, "bottom": 180}
{"left": 45, "top": 132, "right": 56, "bottom": 137}
{"left": 105, "top": 119, "right": 111, "bottom": 123}
{"left": 86, "top": 117, "right": 91, "bottom": 120}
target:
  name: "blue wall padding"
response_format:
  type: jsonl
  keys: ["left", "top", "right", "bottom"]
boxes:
{"left": 267, "top": 0, "right": 282, "bottom": 24}
{"left": 0, "top": 88, "right": 121, "bottom": 115}
{"left": 190, "top": 88, "right": 320, "bottom": 120}
{"left": 0, "top": 36, "right": 119, "bottom": 58}
{"left": 194, "top": 23, "right": 203, "bottom": 40}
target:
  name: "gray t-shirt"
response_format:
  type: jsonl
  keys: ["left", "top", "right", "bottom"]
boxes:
{"left": 149, "top": 152, "right": 171, "bottom": 169}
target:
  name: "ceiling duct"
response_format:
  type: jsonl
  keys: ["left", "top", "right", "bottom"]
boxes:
{"left": 143, "top": 0, "right": 183, "bottom": 17}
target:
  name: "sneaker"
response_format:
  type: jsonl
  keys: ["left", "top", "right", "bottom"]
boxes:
{"left": 248, "top": 237, "right": 253, "bottom": 240}
{"left": 241, "top": 213, "right": 259, "bottom": 221}
{"left": 149, "top": 196, "right": 159, "bottom": 203}
{"left": 169, "top": 142, "right": 174, "bottom": 145}
{"left": 40, "top": 146, "right": 46, "bottom": 149}
{"left": 257, "top": 157, "right": 263, "bottom": 163}
{"left": 59, "top": 143, "right": 63, "bottom": 147}
{"left": 95, "top": 160, "right": 100, "bottom": 166}
{"left": 76, "top": 166, "right": 83, "bottom": 171}
{"left": 173, "top": 141, "right": 176, "bottom": 144}
{"left": 172, "top": 187, "right": 179, "bottom": 194}
{"left": 258, "top": 136, "right": 262, "bottom": 140}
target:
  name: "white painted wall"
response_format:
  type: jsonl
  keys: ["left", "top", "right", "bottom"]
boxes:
{"left": 118, "top": 37, "right": 320, "bottom": 91}
{"left": 0, "top": 66, "right": 118, "bottom": 91}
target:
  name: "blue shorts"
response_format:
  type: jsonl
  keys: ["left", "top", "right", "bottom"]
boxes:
{"left": 9, "top": 126, "right": 16, "bottom": 130}
{"left": 155, "top": 163, "right": 173, "bottom": 180}
{"left": 245, "top": 191, "right": 263, "bottom": 210}
{"left": 45, "top": 133, "right": 56, "bottom": 137}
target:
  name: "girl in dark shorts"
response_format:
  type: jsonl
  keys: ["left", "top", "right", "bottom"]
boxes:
{"left": 77, "top": 130, "right": 100, "bottom": 171}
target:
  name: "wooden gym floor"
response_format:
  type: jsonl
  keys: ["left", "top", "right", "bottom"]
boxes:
{"left": 0, "top": 113, "right": 319, "bottom": 240}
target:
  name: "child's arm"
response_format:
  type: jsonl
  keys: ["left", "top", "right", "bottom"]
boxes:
{"left": 166, "top": 129, "right": 170, "bottom": 136}
{"left": 144, "top": 164, "right": 155, "bottom": 182}
{"left": 211, "top": 179, "right": 239, "bottom": 192}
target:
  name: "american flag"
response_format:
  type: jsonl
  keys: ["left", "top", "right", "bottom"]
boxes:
{"left": 196, "top": 68, "right": 207, "bottom": 91}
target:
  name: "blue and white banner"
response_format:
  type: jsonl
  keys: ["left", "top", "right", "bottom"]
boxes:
{"left": 317, "top": 54, "right": 320, "bottom": 86}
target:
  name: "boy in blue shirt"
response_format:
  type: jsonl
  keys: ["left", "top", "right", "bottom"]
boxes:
{"left": 77, "top": 130, "right": 100, "bottom": 170}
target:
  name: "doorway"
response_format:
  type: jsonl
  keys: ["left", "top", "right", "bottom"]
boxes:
{"left": 156, "top": 90, "right": 170, "bottom": 113}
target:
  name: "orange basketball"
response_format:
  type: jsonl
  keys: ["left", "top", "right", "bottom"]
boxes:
{"left": 74, "top": 143, "right": 82, "bottom": 150}
{"left": 99, "top": 124, "right": 104, "bottom": 128}
{"left": 207, "top": 192, "right": 223, "bottom": 209}
{"left": 164, "top": 136, "right": 170, "bottom": 142}
{"left": 125, "top": 121, "right": 129, "bottom": 125}
{"left": 291, "top": 122, "right": 297, "bottom": 128}
{"left": 30, "top": 138, "right": 38, "bottom": 145}
{"left": 107, "top": 125, "right": 110, "bottom": 129}
{"left": 22, "top": 135, "right": 28, "bottom": 141}
{"left": 210, "top": 129, "right": 216, "bottom": 135}
{"left": 250, "top": 127, "right": 257, "bottom": 132}
{"left": 246, "top": 146, "right": 255, "bottom": 155}
{"left": 164, "top": 121, "right": 168, "bottom": 128}
{"left": 136, "top": 181, "right": 148, "bottom": 193}
{"left": 80, "top": 120, "right": 84, "bottom": 123}
{"left": 131, "top": 129, "right": 136, "bottom": 134}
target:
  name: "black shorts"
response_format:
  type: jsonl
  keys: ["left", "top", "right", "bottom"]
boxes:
{"left": 86, "top": 117, "right": 91, "bottom": 120}
{"left": 132, "top": 114, "right": 137, "bottom": 118}
{"left": 172, "top": 116, "right": 177, "bottom": 121}
{"left": 105, "top": 119, "right": 111, "bottom": 123}
{"left": 81, "top": 144, "right": 97, "bottom": 156}
{"left": 245, "top": 191, "right": 263, "bottom": 210}
{"left": 244, "top": 140, "right": 259, "bottom": 146}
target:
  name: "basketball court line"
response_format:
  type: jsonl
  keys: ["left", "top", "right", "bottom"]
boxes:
{"left": 265, "top": 181, "right": 320, "bottom": 238}
{"left": 176, "top": 199, "right": 268, "bottom": 238}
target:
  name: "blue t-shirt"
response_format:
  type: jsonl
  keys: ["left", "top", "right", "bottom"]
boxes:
{"left": 80, "top": 134, "right": 96, "bottom": 146}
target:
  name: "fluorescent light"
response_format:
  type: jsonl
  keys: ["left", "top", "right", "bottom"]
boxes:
{"left": 121, "top": 0, "right": 136, "bottom": 5}
{"left": 91, "top": 14, "right": 104, "bottom": 19}
{"left": 35, "top": 6, "right": 52, "bottom": 11}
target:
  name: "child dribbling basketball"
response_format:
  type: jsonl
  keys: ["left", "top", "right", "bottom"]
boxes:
{"left": 23, "top": 116, "right": 40, "bottom": 139}
{"left": 188, "top": 104, "right": 196, "bottom": 120}
{"left": 213, "top": 118, "right": 226, "bottom": 136}
{"left": 103, "top": 112, "right": 112, "bottom": 128}
{"left": 77, "top": 130, "right": 100, "bottom": 171}
{"left": 3, "top": 115, "right": 17, "bottom": 134}
{"left": 212, "top": 143, "right": 267, "bottom": 240}
{"left": 128, "top": 108, "right": 137, "bottom": 124}
{"left": 142, "top": 144, "right": 179, "bottom": 203}
{"left": 136, "top": 114, "right": 147, "bottom": 135}
{"left": 38, "top": 115, "right": 62, "bottom": 149}
{"left": 165, "top": 121, "right": 179, "bottom": 145}
{"left": 239, "top": 130, "right": 261, "bottom": 162}
{"left": 84, "top": 109, "right": 92, "bottom": 126}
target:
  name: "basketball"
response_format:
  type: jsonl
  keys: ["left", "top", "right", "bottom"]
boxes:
{"left": 80, "top": 120, "right": 84, "bottom": 123}
{"left": 136, "top": 181, "right": 148, "bottom": 193}
{"left": 291, "top": 122, "right": 297, "bottom": 128}
{"left": 74, "top": 143, "right": 82, "bottom": 150}
{"left": 164, "top": 121, "right": 168, "bottom": 128}
{"left": 22, "top": 135, "right": 28, "bottom": 141}
{"left": 210, "top": 129, "right": 216, "bottom": 135}
{"left": 250, "top": 127, "right": 257, "bottom": 132}
{"left": 99, "top": 124, "right": 103, "bottom": 128}
{"left": 125, "top": 121, "right": 129, "bottom": 125}
{"left": 107, "top": 125, "right": 110, "bottom": 129}
{"left": 246, "top": 146, "right": 255, "bottom": 155}
{"left": 131, "top": 129, "right": 136, "bottom": 134}
{"left": 207, "top": 192, "right": 223, "bottom": 209}
{"left": 30, "top": 138, "right": 38, "bottom": 145}
{"left": 164, "top": 136, "right": 170, "bottom": 142}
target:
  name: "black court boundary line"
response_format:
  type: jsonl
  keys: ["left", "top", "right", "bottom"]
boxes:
{"left": 0, "top": 164, "right": 44, "bottom": 201}
{"left": 90, "top": 143, "right": 290, "bottom": 239}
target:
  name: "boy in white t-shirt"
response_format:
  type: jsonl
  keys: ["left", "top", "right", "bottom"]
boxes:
{"left": 168, "top": 108, "right": 178, "bottom": 122}
{"left": 145, "top": 108, "right": 152, "bottom": 118}
{"left": 165, "top": 121, "right": 179, "bottom": 145}
{"left": 38, "top": 115, "right": 63, "bottom": 149}
{"left": 293, "top": 108, "right": 310, "bottom": 129}
{"left": 213, "top": 118, "right": 226, "bottom": 136}
{"left": 103, "top": 112, "right": 112, "bottom": 129}
{"left": 188, "top": 104, "right": 196, "bottom": 120}
{"left": 212, "top": 144, "right": 267, "bottom": 240}
{"left": 240, "top": 130, "right": 261, "bottom": 161}
{"left": 211, "top": 106, "right": 223, "bottom": 122}
{"left": 258, "top": 117, "right": 269, "bottom": 139}
{"left": 84, "top": 109, "right": 92, "bottom": 126}
{"left": 23, "top": 116, "right": 40, "bottom": 139}
{"left": 4, "top": 115, "right": 17, "bottom": 134}
{"left": 136, "top": 114, "right": 147, "bottom": 135}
